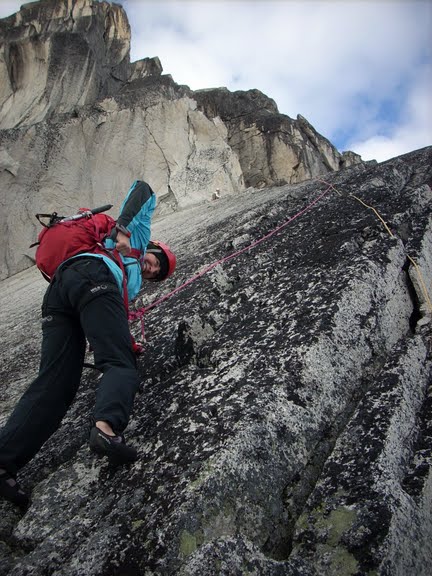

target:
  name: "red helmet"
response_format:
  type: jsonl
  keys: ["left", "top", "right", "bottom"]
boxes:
{"left": 146, "top": 240, "right": 176, "bottom": 281}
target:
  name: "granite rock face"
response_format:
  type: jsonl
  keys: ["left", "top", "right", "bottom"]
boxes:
{"left": 0, "top": 147, "right": 431, "bottom": 575}
{"left": 0, "top": 0, "right": 137, "bottom": 128}
{"left": 0, "top": 75, "right": 244, "bottom": 279}
{"left": 194, "top": 90, "right": 362, "bottom": 189}
{"left": 0, "top": 0, "right": 363, "bottom": 280}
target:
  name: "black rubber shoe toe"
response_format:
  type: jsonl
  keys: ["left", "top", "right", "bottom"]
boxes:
{"left": 0, "top": 470, "right": 30, "bottom": 510}
{"left": 89, "top": 427, "right": 138, "bottom": 465}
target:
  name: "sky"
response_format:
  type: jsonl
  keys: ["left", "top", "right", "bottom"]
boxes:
{"left": 1, "top": 0, "right": 431, "bottom": 163}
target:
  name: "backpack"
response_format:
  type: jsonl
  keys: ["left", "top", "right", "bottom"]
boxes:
{"left": 33, "top": 207, "right": 117, "bottom": 280}
{"left": 32, "top": 206, "right": 147, "bottom": 355}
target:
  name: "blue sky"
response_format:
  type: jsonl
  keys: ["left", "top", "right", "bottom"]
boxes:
{"left": 1, "top": 0, "right": 431, "bottom": 162}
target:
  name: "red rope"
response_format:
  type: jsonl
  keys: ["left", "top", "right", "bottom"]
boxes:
{"left": 129, "top": 182, "right": 333, "bottom": 339}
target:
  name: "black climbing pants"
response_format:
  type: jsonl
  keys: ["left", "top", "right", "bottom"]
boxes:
{"left": 0, "top": 258, "right": 139, "bottom": 475}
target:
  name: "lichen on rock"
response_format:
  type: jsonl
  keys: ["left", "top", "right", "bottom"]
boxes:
{"left": 0, "top": 146, "right": 431, "bottom": 575}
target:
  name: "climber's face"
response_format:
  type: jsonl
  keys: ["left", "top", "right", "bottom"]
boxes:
{"left": 141, "top": 253, "right": 161, "bottom": 280}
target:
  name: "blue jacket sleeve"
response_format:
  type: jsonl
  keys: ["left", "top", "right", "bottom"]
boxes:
{"left": 117, "top": 180, "right": 157, "bottom": 252}
{"left": 103, "top": 180, "right": 157, "bottom": 302}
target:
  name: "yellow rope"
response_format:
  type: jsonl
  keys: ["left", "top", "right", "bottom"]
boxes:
{"left": 318, "top": 179, "right": 432, "bottom": 315}
{"left": 407, "top": 255, "right": 432, "bottom": 314}
{"left": 348, "top": 195, "right": 431, "bottom": 314}
{"left": 349, "top": 194, "right": 395, "bottom": 239}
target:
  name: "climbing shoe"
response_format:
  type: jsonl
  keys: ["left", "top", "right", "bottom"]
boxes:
{"left": 89, "top": 427, "right": 138, "bottom": 465}
{"left": 0, "top": 468, "right": 30, "bottom": 510}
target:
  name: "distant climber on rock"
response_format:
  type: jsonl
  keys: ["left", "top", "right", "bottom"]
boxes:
{"left": 0, "top": 180, "right": 176, "bottom": 510}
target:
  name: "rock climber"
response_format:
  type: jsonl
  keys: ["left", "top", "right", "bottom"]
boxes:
{"left": 0, "top": 180, "right": 176, "bottom": 509}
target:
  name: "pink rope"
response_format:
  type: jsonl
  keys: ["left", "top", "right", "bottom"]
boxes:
{"left": 129, "top": 182, "right": 333, "bottom": 338}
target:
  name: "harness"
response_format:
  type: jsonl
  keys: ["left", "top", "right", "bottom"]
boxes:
{"left": 104, "top": 247, "right": 145, "bottom": 354}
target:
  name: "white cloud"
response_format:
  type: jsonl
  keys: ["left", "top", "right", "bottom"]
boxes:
{"left": 348, "top": 64, "right": 432, "bottom": 161}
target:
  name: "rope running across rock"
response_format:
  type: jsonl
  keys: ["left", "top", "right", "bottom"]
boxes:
{"left": 130, "top": 178, "right": 431, "bottom": 344}
{"left": 129, "top": 182, "right": 334, "bottom": 341}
